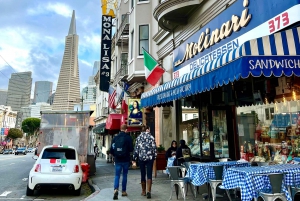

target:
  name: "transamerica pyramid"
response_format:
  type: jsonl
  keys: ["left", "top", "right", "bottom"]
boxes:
{"left": 52, "top": 10, "right": 80, "bottom": 111}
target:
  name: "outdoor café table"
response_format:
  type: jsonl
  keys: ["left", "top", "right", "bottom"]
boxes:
{"left": 186, "top": 161, "right": 250, "bottom": 186}
{"left": 262, "top": 164, "right": 300, "bottom": 196}
{"left": 221, "top": 165, "right": 298, "bottom": 201}
{"left": 166, "top": 157, "right": 175, "bottom": 175}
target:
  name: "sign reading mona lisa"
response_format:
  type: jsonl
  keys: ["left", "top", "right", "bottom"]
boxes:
{"left": 128, "top": 98, "right": 143, "bottom": 126}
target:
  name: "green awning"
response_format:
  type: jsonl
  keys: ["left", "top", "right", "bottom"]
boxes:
{"left": 93, "top": 123, "right": 106, "bottom": 134}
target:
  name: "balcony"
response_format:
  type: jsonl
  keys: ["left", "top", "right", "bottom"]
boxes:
{"left": 153, "top": 0, "right": 203, "bottom": 32}
{"left": 115, "top": 14, "right": 129, "bottom": 46}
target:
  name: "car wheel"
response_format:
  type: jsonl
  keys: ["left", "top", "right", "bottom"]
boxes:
{"left": 73, "top": 186, "right": 81, "bottom": 196}
{"left": 26, "top": 185, "right": 34, "bottom": 196}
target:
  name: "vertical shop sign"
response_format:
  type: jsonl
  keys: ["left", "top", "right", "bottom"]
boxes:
{"left": 99, "top": 15, "right": 112, "bottom": 92}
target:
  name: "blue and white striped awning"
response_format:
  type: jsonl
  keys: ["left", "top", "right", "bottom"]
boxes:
{"left": 141, "top": 27, "right": 300, "bottom": 107}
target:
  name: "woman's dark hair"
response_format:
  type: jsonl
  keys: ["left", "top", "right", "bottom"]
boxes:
{"left": 132, "top": 100, "right": 140, "bottom": 110}
{"left": 141, "top": 125, "right": 150, "bottom": 132}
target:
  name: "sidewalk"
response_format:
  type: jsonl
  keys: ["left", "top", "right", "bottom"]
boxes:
{"left": 84, "top": 157, "right": 232, "bottom": 201}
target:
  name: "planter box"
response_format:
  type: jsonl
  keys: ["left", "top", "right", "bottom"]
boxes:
{"left": 156, "top": 152, "right": 167, "bottom": 170}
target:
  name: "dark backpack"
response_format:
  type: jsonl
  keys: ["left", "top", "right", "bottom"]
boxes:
{"left": 114, "top": 135, "right": 127, "bottom": 158}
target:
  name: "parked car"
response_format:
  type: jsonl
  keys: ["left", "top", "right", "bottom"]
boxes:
{"left": 27, "top": 145, "right": 82, "bottom": 196}
{"left": 3, "top": 149, "right": 14, "bottom": 154}
{"left": 15, "top": 147, "right": 27, "bottom": 155}
{"left": 27, "top": 148, "right": 34, "bottom": 153}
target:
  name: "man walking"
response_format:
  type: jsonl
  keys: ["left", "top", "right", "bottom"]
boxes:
{"left": 110, "top": 124, "right": 133, "bottom": 200}
{"left": 94, "top": 144, "right": 99, "bottom": 160}
{"left": 132, "top": 125, "right": 157, "bottom": 199}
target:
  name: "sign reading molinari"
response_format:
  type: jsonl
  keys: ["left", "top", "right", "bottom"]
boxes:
{"left": 99, "top": 15, "right": 112, "bottom": 92}
{"left": 173, "top": 0, "right": 300, "bottom": 79}
{"left": 175, "top": 0, "right": 252, "bottom": 67}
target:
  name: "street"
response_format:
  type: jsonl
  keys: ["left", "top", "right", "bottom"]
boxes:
{"left": 0, "top": 152, "right": 91, "bottom": 201}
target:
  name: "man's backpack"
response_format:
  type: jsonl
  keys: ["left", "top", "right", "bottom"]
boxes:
{"left": 114, "top": 135, "right": 127, "bottom": 158}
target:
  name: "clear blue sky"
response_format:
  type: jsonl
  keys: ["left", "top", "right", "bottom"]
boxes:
{"left": 0, "top": 0, "right": 102, "bottom": 97}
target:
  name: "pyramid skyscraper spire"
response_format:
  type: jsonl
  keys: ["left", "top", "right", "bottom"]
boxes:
{"left": 52, "top": 10, "right": 80, "bottom": 111}
{"left": 68, "top": 10, "right": 76, "bottom": 35}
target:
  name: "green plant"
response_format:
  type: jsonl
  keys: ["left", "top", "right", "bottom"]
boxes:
{"left": 157, "top": 144, "right": 165, "bottom": 153}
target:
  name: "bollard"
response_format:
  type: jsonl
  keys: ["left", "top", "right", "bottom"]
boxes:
{"left": 81, "top": 163, "right": 89, "bottom": 183}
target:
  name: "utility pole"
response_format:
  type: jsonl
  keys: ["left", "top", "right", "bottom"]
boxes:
{"left": 80, "top": 95, "right": 84, "bottom": 111}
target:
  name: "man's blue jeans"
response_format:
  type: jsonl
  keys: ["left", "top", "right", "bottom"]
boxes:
{"left": 114, "top": 162, "right": 130, "bottom": 191}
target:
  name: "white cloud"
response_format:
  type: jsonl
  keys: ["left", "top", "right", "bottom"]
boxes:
{"left": 27, "top": 2, "right": 72, "bottom": 18}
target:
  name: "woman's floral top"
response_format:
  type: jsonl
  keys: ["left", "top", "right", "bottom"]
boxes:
{"left": 133, "top": 132, "right": 157, "bottom": 161}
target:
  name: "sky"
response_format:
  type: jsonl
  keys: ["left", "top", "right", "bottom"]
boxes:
{"left": 0, "top": 0, "right": 102, "bottom": 98}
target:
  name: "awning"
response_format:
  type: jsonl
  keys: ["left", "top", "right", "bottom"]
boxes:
{"left": 141, "top": 27, "right": 300, "bottom": 107}
{"left": 93, "top": 123, "right": 106, "bottom": 134}
{"left": 106, "top": 114, "right": 122, "bottom": 130}
{"left": 105, "top": 113, "right": 142, "bottom": 133}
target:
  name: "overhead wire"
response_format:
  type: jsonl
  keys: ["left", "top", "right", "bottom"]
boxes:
{"left": 0, "top": 54, "right": 54, "bottom": 103}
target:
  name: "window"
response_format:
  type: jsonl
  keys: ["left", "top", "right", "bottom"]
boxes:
{"left": 130, "top": 31, "right": 134, "bottom": 60}
{"left": 121, "top": 53, "right": 128, "bottom": 75}
{"left": 131, "top": 0, "right": 134, "bottom": 9}
{"left": 42, "top": 148, "right": 76, "bottom": 160}
{"left": 139, "top": 25, "right": 149, "bottom": 55}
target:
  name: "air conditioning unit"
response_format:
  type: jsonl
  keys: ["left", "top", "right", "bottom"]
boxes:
{"left": 101, "top": 107, "right": 108, "bottom": 116}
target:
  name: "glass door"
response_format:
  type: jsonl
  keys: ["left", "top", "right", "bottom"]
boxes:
{"left": 208, "top": 106, "right": 234, "bottom": 160}
{"left": 211, "top": 110, "right": 228, "bottom": 159}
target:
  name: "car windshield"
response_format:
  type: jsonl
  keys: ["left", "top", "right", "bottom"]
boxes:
{"left": 41, "top": 148, "right": 76, "bottom": 160}
{"left": 18, "top": 148, "right": 25, "bottom": 150}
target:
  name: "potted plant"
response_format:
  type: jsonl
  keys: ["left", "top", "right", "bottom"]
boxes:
{"left": 157, "top": 144, "right": 166, "bottom": 153}
{"left": 156, "top": 144, "right": 167, "bottom": 171}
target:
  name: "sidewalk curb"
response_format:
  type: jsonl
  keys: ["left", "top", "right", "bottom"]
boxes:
{"left": 82, "top": 179, "right": 100, "bottom": 201}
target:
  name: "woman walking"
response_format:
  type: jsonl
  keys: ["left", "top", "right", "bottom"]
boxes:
{"left": 132, "top": 125, "right": 157, "bottom": 199}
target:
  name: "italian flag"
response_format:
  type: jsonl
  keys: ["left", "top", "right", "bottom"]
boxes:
{"left": 143, "top": 49, "right": 165, "bottom": 86}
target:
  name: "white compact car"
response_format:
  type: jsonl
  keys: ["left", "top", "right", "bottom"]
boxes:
{"left": 27, "top": 145, "right": 83, "bottom": 196}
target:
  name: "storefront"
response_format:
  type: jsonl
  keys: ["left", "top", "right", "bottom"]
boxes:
{"left": 142, "top": 0, "right": 300, "bottom": 162}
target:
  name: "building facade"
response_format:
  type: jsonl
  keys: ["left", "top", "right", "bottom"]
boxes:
{"left": 6, "top": 71, "right": 32, "bottom": 112}
{"left": 33, "top": 81, "right": 53, "bottom": 104}
{"left": 140, "top": 0, "right": 300, "bottom": 162}
{"left": 52, "top": 10, "right": 81, "bottom": 111}
{"left": 0, "top": 105, "right": 17, "bottom": 148}
{"left": 94, "top": 0, "right": 162, "bottom": 157}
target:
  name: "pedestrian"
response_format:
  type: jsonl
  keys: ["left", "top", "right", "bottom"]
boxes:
{"left": 175, "top": 139, "right": 191, "bottom": 166}
{"left": 165, "top": 140, "right": 177, "bottom": 160}
{"left": 132, "top": 125, "right": 157, "bottom": 199}
{"left": 94, "top": 144, "right": 99, "bottom": 160}
{"left": 110, "top": 124, "right": 133, "bottom": 200}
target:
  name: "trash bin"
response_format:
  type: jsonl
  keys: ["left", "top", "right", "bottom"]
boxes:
{"left": 87, "top": 154, "right": 96, "bottom": 176}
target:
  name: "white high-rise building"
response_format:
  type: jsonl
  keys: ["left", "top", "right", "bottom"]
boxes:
{"left": 52, "top": 10, "right": 80, "bottom": 111}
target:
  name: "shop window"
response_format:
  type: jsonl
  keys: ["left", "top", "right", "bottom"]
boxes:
{"left": 178, "top": 96, "right": 200, "bottom": 156}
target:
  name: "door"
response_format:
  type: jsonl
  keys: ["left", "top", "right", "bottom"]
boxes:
{"left": 145, "top": 110, "right": 155, "bottom": 138}
{"left": 207, "top": 106, "right": 235, "bottom": 160}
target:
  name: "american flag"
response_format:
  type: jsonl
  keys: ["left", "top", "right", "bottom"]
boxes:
{"left": 108, "top": 85, "right": 117, "bottom": 109}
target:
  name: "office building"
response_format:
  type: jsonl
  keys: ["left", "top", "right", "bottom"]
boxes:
{"left": 52, "top": 10, "right": 80, "bottom": 111}
{"left": 0, "top": 90, "right": 7, "bottom": 105}
{"left": 6, "top": 71, "right": 32, "bottom": 112}
{"left": 33, "top": 81, "right": 53, "bottom": 104}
